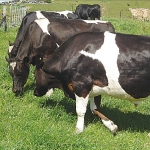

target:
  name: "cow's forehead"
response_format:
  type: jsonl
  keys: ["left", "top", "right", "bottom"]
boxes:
{"left": 8, "top": 45, "right": 14, "bottom": 53}
{"left": 83, "top": 20, "right": 108, "bottom": 24}
{"left": 10, "top": 61, "right": 16, "bottom": 70}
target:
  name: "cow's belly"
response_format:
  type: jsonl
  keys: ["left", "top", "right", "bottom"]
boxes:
{"left": 89, "top": 85, "right": 147, "bottom": 103}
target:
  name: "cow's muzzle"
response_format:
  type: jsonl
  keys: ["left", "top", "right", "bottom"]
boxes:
{"left": 12, "top": 88, "right": 23, "bottom": 96}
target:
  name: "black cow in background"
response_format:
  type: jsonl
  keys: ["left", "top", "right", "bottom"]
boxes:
{"left": 75, "top": 4, "right": 101, "bottom": 20}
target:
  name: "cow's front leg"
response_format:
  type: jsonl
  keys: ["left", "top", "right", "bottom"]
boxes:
{"left": 90, "top": 96, "right": 118, "bottom": 134}
{"left": 75, "top": 94, "right": 89, "bottom": 134}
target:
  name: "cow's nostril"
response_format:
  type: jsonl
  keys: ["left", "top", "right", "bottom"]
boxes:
{"left": 12, "top": 88, "right": 23, "bottom": 96}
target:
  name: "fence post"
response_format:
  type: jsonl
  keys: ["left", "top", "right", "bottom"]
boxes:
{"left": 3, "top": 6, "right": 7, "bottom": 31}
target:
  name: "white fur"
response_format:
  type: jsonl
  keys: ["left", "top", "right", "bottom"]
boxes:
{"left": 102, "top": 119, "right": 118, "bottom": 133}
{"left": 34, "top": 18, "right": 50, "bottom": 35}
{"left": 80, "top": 31, "right": 142, "bottom": 103}
{"left": 36, "top": 11, "right": 46, "bottom": 19}
{"left": 56, "top": 43, "right": 60, "bottom": 47}
{"left": 83, "top": 20, "right": 108, "bottom": 24}
{"left": 10, "top": 62, "right": 16, "bottom": 70}
{"left": 75, "top": 94, "right": 89, "bottom": 133}
{"left": 45, "top": 89, "right": 53, "bottom": 97}
{"left": 8, "top": 45, "right": 14, "bottom": 53}
{"left": 90, "top": 97, "right": 97, "bottom": 113}
{"left": 57, "top": 10, "right": 73, "bottom": 18}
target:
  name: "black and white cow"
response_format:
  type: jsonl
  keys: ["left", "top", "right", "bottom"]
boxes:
{"left": 6, "top": 17, "right": 115, "bottom": 94}
{"left": 34, "top": 31, "right": 150, "bottom": 134}
{"left": 8, "top": 10, "right": 79, "bottom": 58}
{"left": 75, "top": 4, "right": 101, "bottom": 20}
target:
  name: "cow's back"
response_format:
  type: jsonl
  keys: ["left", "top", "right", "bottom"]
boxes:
{"left": 47, "top": 18, "right": 115, "bottom": 44}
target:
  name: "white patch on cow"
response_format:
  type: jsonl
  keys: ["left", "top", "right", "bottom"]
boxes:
{"left": 90, "top": 97, "right": 97, "bottom": 113}
{"left": 36, "top": 11, "right": 46, "bottom": 19}
{"left": 57, "top": 10, "right": 73, "bottom": 18}
{"left": 80, "top": 31, "right": 141, "bottom": 103}
{"left": 102, "top": 119, "right": 118, "bottom": 133}
{"left": 83, "top": 20, "right": 108, "bottom": 24}
{"left": 56, "top": 43, "right": 60, "bottom": 48}
{"left": 8, "top": 45, "right": 14, "bottom": 53}
{"left": 10, "top": 62, "right": 16, "bottom": 70}
{"left": 34, "top": 18, "right": 50, "bottom": 35}
{"left": 45, "top": 89, "right": 53, "bottom": 97}
{"left": 75, "top": 94, "right": 89, "bottom": 134}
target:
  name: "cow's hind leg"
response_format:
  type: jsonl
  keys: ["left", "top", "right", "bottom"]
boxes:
{"left": 90, "top": 96, "right": 118, "bottom": 135}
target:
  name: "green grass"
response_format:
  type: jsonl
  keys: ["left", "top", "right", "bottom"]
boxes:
{"left": 1, "top": 0, "right": 150, "bottom": 149}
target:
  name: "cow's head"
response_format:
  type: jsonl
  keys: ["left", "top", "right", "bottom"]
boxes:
{"left": 34, "top": 62, "right": 75, "bottom": 99}
{"left": 34, "top": 60, "right": 62, "bottom": 96}
{"left": 6, "top": 57, "right": 30, "bottom": 95}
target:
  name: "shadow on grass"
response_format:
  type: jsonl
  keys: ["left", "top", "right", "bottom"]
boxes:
{"left": 40, "top": 96, "right": 76, "bottom": 116}
{"left": 24, "top": 82, "right": 35, "bottom": 92}
{"left": 40, "top": 97, "right": 150, "bottom": 133}
{"left": 101, "top": 106, "right": 150, "bottom": 133}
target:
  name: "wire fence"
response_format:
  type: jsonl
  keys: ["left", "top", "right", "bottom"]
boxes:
{"left": 0, "top": 5, "right": 27, "bottom": 31}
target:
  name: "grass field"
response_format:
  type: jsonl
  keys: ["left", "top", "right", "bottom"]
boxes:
{"left": 1, "top": 0, "right": 150, "bottom": 149}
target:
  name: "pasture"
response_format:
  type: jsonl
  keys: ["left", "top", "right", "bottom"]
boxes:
{"left": 1, "top": 0, "right": 150, "bottom": 149}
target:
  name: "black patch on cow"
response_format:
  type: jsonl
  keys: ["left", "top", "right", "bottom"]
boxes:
{"left": 61, "top": 51, "right": 108, "bottom": 97}
{"left": 116, "top": 33, "right": 150, "bottom": 99}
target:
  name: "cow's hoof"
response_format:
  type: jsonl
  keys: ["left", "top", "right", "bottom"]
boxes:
{"left": 111, "top": 125, "right": 118, "bottom": 135}
{"left": 75, "top": 128, "right": 83, "bottom": 134}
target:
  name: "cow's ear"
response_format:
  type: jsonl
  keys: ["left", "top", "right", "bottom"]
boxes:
{"left": 23, "top": 57, "right": 30, "bottom": 64}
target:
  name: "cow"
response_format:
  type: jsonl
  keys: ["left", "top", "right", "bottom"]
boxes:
{"left": 34, "top": 64, "right": 111, "bottom": 134}
{"left": 34, "top": 31, "right": 150, "bottom": 134}
{"left": 6, "top": 17, "right": 115, "bottom": 95}
{"left": 75, "top": 4, "right": 101, "bottom": 20}
{"left": 8, "top": 10, "right": 79, "bottom": 59}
